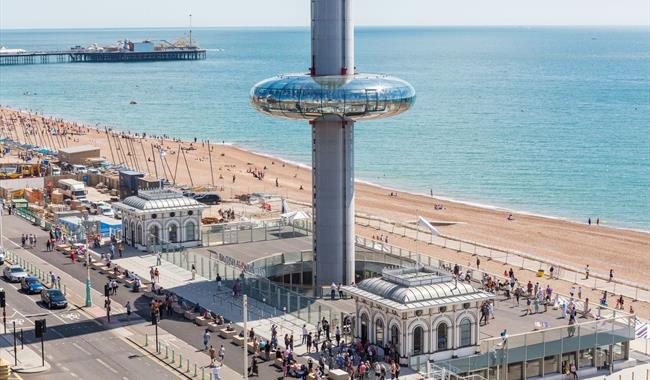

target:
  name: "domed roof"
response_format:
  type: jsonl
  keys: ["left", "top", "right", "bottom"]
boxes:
{"left": 121, "top": 195, "right": 202, "bottom": 210}
{"left": 344, "top": 266, "right": 494, "bottom": 311}
{"left": 357, "top": 276, "right": 477, "bottom": 304}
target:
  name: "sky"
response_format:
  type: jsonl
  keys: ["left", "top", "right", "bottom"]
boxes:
{"left": 1, "top": 0, "right": 649, "bottom": 29}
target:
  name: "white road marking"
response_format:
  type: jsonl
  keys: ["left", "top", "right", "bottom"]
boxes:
{"left": 71, "top": 342, "right": 92, "bottom": 355}
{"left": 95, "top": 358, "right": 119, "bottom": 374}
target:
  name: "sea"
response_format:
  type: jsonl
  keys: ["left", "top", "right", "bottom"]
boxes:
{"left": 1, "top": 27, "right": 648, "bottom": 230}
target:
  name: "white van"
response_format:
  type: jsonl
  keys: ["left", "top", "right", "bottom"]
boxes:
{"left": 50, "top": 165, "right": 61, "bottom": 176}
{"left": 72, "top": 164, "right": 88, "bottom": 173}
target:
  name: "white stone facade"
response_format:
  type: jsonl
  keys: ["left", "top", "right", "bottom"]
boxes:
{"left": 114, "top": 189, "right": 207, "bottom": 251}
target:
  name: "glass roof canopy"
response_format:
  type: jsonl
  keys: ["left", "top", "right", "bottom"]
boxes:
{"left": 250, "top": 73, "right": 416, "bottom": 121}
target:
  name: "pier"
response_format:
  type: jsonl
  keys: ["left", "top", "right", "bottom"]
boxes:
{"left": 0, "top": 48, "right": 206, "bottom": 66}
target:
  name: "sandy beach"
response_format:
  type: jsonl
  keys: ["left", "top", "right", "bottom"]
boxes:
{"left": 1, "top": 107, "right": 648, "bottom": 288}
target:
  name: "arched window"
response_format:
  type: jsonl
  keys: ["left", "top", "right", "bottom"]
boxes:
{"left": 459, "top": 318, "right": 472, "bottom": 347}
{"left": 390, "top": 325, "right": 399, "bottom": 348}
{"left": 185, "top": 222, "right": 196, "bottom": 242}
{"left": 168, "top": 224, "right": 178, "bottom": 243}
{"left": 437, "top": 323, "right": 448, "bottom": 350}
{"left": 413, "top": 326, "right": 424, "bottom": 355}
{"left": 375, "top": 318, "right": 384, "bottom": 346}
{"left": 149, "top": 225, "right": 160, "bottom": 245}
{"left": 360, "top": 314, "right": 369, "bottom": 342}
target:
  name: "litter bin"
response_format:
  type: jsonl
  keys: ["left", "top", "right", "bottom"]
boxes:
{"left": 536, "top": 269, "right": 545, "bottom": 277}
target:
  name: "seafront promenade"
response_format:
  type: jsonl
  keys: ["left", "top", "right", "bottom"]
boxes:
{"left": 2, "top": 107, "right": 648, "bottom": 289}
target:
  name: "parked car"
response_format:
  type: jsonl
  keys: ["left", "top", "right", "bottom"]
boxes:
{"left": 0, "top": 248, "right": 5, "bottom": 265}
{"left": 72, "top": 164, "right": 88, "bottom": 173}
{"left": 97, "top": 203, "right": 115, "bottom": 218}
{"left": 3, "top": 265, "right": 28, "bottom": 283}
{"left": 193, "top": 193, "right": 221, "bottom": 205}
{"left": 41, "top": 289, "right": 68, "bottom": 309}
{"left": 20, "top": 276, "right": 44, "bottom": 294}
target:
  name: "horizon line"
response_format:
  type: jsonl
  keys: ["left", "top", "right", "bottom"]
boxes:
{"left": 2, "top": 24, "right": 649, "bottom": 32}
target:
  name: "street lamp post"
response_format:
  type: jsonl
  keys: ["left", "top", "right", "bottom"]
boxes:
{"left": 79, "top": 222, "right": 92, "bottom": 307}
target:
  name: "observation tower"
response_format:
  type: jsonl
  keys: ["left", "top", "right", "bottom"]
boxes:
{"left": 250, "top": 0, "right": 415, "bottom": 287}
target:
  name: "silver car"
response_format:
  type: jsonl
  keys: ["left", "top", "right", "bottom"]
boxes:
{"left": 3, "top": 265, "right": 28, "bottom": 283}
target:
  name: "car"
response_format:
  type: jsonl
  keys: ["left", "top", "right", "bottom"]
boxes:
{"left": 20, "top": 276, "right": 44, "bottom": 294}
{"left": 72, "top": 164, "right": 88, "bottom": 173}
{"left": 0, "top": 248, "right": 5, "bottom": 265}
{"left": 3, "top": 265, "right": 28, "bottom": 283}
{"left": 193, "top": 193, "right": 221, "bottom": 205}
{"left": 87, "top": 168, "right": 100, "bottom": 175}
{"left": 41, "top": 289, "right": 68, "bottom": 309}
{"left": 97, "top": 203, "right": 115, "bottom": 218}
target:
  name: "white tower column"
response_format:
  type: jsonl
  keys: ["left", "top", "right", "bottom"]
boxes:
{"left": 312, "top": 116, "right": 355, "bottom": 286}
{"left": 311, "top": 0, "right": 356, "bottom": 286}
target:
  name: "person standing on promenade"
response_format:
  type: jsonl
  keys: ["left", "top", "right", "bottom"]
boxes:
{"left": 156, "top": 251, "right": 161, "bottom": 266}
{"left": 191, "top": 264, "right": 197, "bottom": 280}
{"left": 218, "top": 344, "right": 225, "bottom": 363}
{"left": 126, "top": 301, "right": 132, "bottom": 321}
{"left": 208, "top": 345, "right": 216, "bottom": 366}
{"left": 476, "top": 257, "right": 480, "bottom": 270}
{"left": 203, "top": 329, "right": 211, "bottom": 351}
{"left": 302, "top": 324, "right": 308, "bottom": 345}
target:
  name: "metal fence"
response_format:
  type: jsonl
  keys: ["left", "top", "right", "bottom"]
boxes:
{"left": 159, "top": 248, "right": 346, "bottom": 329}
{"left": 355, "top": 214, "right": 650, "bottom": 303}
{"left": 410, "top": 315, "right": 635, "bottom": 376}
{"left": 200, "top": 218, "right": 310, "bottom": 247}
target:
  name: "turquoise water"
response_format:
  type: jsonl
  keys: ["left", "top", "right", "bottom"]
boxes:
{"left": 1, "top": 27, "right": 649, "bottom": 230}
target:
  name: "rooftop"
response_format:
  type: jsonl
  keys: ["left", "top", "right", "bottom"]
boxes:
{"left": 345, "top": 265, "right": 494, "bottom": 311}
{"left": 58, "top": 145, "right": 99, "bottom": 154}
{"left": 116, "top": 189, "right": 207, "bottom": 212}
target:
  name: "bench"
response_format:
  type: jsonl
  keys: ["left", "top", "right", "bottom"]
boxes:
{"left": 232, "top": 335, "right": 245, "bottom": 346}
{"left": 90, "top": 262, "right": 105, "bottom": 270}
{"left": 247, "top": 342, "right": 257, "bottom": 354}
{"left": 219, "top": 329, "right": 235, "bottom": 339}
{"left": 183, "top": 311, "right": 198, "bottom": 321}
{"left": 274, "top": 358, "right": 283, "bottom": 368}
{"left": 207, "top": 322, "right": 221, "bottom": 332}
{"left": 195, "top": 316, "right": 210, "bottom": 326}
{"left": 328, "top": 369, "right": 350, "bottom": 380}
{"left": 172, "top": 304, "right": 184, "bottom": 315}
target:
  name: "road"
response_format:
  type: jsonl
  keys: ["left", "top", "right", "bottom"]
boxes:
{"left": 0, "top": 216, "right": 186, "bottom": 379}
{"left": 1, "top": 213, "right": 283, "bottom": 379}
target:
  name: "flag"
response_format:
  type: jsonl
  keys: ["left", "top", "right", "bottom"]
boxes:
{"left": 418, "top": 216, "right": 440, "bottom": 236}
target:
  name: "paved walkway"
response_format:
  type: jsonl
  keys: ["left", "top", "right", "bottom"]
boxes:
{"left": 0, "top": 333, "right": 51, "bottom": 373}
{"left": 112, "top": 253, "right": 317, "bottom": 356}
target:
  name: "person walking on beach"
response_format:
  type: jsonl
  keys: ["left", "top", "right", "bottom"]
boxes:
{"left": 588, "top": 217, "right": 591, "bottom": 225}
{"left": 585, "top": 265, "right": 590, "bottom": 279}
{"left": 609, "top": 269, "right": 613, "bottom": 282}
{"left": 476, "top": 257, "right": 480, "bottom": 270}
